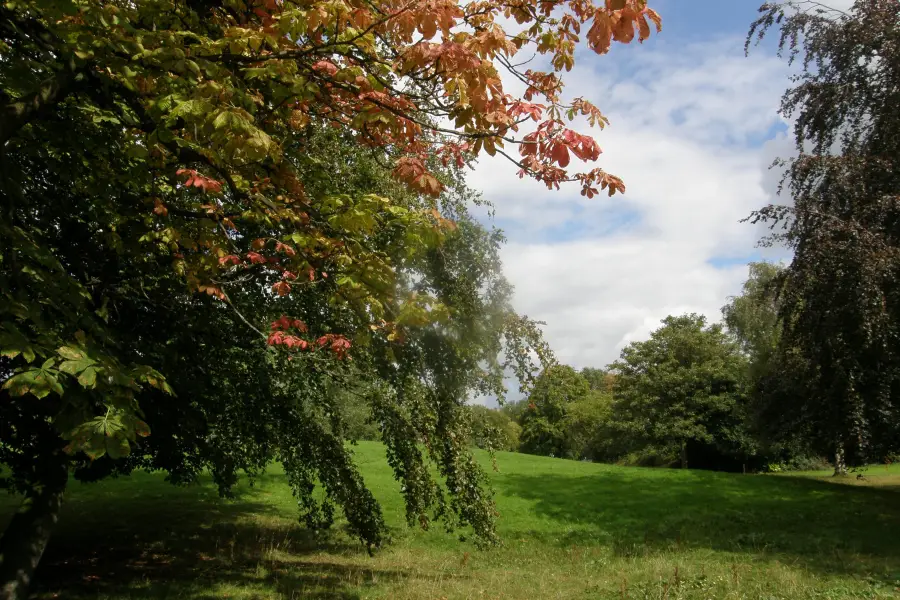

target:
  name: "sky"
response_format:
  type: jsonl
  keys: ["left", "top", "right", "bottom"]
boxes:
{"left": 466, "top": 0, "right": 855, "bottom": 395}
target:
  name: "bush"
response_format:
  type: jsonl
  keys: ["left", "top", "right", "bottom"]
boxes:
{"left": 617, "top": 447, "right": 680, "bottom": 468}
{"left": 763, "top": 455, "right": 831, "bottom": 473}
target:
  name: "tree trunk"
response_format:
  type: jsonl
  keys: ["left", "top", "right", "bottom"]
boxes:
{"left": 833, "top": 442, "right": 848, "bottom": 477}
{"left": 0, "top": 460, "right": 67, "bottom": 600}
{"left": 680, "top": 441, "right": 688, "bottom": 469}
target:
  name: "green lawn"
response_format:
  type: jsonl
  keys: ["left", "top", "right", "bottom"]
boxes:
{"left": 3, "top": 443, "right": 900, "bottom": 599}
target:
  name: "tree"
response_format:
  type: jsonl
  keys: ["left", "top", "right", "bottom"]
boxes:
{"left": 0, "top": 121, "right": 545, "bottom": 594}
{"left": 609, "top": 314, "right": 750, "bottom": 469}
{"left": 580, "top": 367, "right": 617, "bottom": 392}
{"left": 0, "top": 0, "right": 662, "bottom": 594}
{"left": 722, "top": 262, "right": 823, "bottom": 470}
{"left": 722, "top": 262, "right": 784, "bottom": 381}
{"left": 467, "top": 405, "right": 521, "bottom": 452}
{"left": 519, "top": 365, "right": 591, "bottom": 457}
{"left": 746, "top": 0, "right": 900, "bottom": 471}
{"left": 499, "top": 398, "right": 530, "bottom": 425}
{"left": 562, "top": 389, "right": 614, "bottom": 461}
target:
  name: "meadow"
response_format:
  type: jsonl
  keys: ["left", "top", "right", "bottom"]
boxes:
{"left": 3, "top": 442, "right": 900, "bottom": 600}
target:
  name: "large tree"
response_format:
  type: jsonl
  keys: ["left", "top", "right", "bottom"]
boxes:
{"left": 519, "top": 364, "right": 591, "bottom": 458}
{"left": 746, "top": 0, "right": 900, "bottom": 471}
{"left": 609, "top": 314, "right": 751, "bottom": 469}
{"left": 0, "top": 0, "right": 662, "bottom": 596}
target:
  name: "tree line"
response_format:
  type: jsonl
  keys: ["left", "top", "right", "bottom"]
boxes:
{"left": 464, "top": 262, "right": 831, "bottom": 473}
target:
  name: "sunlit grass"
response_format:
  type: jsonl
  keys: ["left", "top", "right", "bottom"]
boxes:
{"left": 3, "top": 442, "right": 900, "bottom": 599}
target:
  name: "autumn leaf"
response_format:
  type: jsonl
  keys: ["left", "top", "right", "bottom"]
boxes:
{"left": 153, "top": 199, "right": 168, "bottom": 217}
{"left": 272, "top": 280, "right": 291, "bottom": 296}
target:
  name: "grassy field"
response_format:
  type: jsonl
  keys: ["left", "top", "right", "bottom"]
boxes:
{"left": 3, "top": 443, "right": 900, "bottom": 600}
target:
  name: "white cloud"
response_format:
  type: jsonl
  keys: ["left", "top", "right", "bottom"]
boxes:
{"left": 470, "top": 37, "right": 795, "bottom": 372}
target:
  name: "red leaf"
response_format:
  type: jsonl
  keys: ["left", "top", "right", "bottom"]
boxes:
{"left": 550, "top": 143, "right": 570, "bottom": 167}
{"left": 272, "top": 316, "right": 293, "bottom": 330}
{"left": 312, "top": 60, "right": 339, "bottom": 76}
{"left": 272, "top": 281, "right": 291, "bottom": 296}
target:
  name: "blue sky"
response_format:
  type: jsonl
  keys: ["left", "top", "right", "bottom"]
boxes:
{"left": 466, "top": 0, "right": 854, "bottom": 386}
{"left": 650, "top": 0, "right": 771, "bottom": 42}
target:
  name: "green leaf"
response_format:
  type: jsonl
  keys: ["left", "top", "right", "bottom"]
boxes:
{"left": 59, "top": 358, "right": 96, "bottom": 375}
{"left": 106, "top": 435, "right": 130, "bottom": 459}
{"left": 57, "top": 346, "right": 86, "bottom": 360}
{"left": 2, "top": 367, "right": 62, "bottom": 399}
{"left": 77, "top": 365, "right": 100, "bottom": 388}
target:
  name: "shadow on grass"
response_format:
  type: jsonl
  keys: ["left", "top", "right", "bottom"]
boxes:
{"left": 17, "top": 473, "right": 403, "bottom": 600}
{"left": 495, "top": 468, "right": 900, "bottom": 578}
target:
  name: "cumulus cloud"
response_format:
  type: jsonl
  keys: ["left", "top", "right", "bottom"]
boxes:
{"left": 470, "top": 37, "right": 795, "bottom": 375}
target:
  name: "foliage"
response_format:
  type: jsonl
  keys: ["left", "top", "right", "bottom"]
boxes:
{"left": 763, "top": 454, "right": 831, "bottom": 474}
{"left": 504, "top": 366, "right": 615, "bottom": 462}
{"left": 561, "top": 390, "right": 614, "bottom": 461}
{"left": 466, "top": 405, "right": 521, "bottom": 452}
{"left": 609, "top": 314, "right": 752, "bottom": 469}
{"left": 721, "top": 261, "right": 784, "bottom": 381}
{"left": 331, "top": 382, "right": 382, "bottom": 442}
{"left": 580, "top": 367, "right": 616, "bottom": 392}
{"left": 499, "top": 398, "right": 529, "bottom": 425}
{"left": 746, "top": 0, "right": 900, "bottom": 465}
{"left": 519, "top": 365, "right": 591, "bottom": 458}
{"left": 4, "top": 442, "right": 900, "bottom": 600}
{"left": 721, "top": 262, "right": 827, "bottom": 469}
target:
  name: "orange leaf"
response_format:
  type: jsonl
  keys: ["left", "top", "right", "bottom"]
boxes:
{"left": 272, "top": 281, "right": 291, "bottom": 296}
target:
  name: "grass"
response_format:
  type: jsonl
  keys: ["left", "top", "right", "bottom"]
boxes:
{"left": 3, "top": 443, "right": 900, "bottom": 600}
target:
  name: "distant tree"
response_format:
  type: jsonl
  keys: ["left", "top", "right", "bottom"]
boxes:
{"left": 500, "top": 399, "right": 530, "bottom": 425}
{"left": 722, "top": 262, "right": 784, "bottom": 381}
{"left": 332, "top": 384, "right": 382, "bottom": 442}
{"left": 519, "top": 365, "right": 591, "bottom": 458}
{"left": 609, "top": 314, "right": 751, "bottom": 469}
{"left": 747, "top": 0, "right": 900, "bottom": 472}
{"left": 563, "top": 390, "right": 614, "bottom": 461}
{"left": 580, "top": 367, "right": 617, "bottom": 393}
{"left": 467, "top": 405, "right": 521, "bottom": 452}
